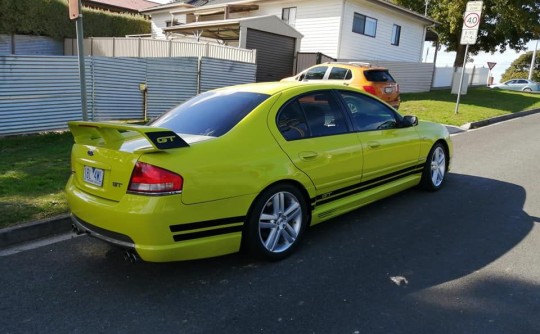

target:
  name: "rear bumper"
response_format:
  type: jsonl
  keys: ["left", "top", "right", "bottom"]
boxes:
{"left": 71, "top": 214, "right": 135, "bottom": 250}
{"left": 65, "top": 178, "right": 252, "bottom": 262}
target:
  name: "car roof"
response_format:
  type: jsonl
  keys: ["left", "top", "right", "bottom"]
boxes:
{"left": 214, "top": 81, "right": 367, "bottom": 96}
{"left": 320, "top": 62, "right": 389, "bottom": 71}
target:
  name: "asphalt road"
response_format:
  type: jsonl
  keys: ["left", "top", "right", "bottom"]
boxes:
{"left": 1, "top": 114, "right": 539, "bottom": 334}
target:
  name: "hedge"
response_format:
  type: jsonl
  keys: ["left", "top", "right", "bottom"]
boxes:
{"left": 0, "top": 0, "right": 150, "bottom": 40}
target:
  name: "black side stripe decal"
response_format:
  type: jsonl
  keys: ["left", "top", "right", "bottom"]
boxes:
{"left": 173, "top": 226, "right": 243, "bottom": 242}
{"left": 170, "top": 216, "right": 245, "bottom": 233}
{"left": 312, "top": 163, "right": 424, "bottom": 206}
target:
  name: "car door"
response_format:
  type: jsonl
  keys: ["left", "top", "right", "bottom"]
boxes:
{"left": 506, "top": 80, "right": 519, "bottom": 91}
{"left": 517, "top": 79, "right": 529, "bottom": 90}
{"left": 337, "top": 90, "right": 421, "bottom": 181}
{"left": 272, "top": 90, "right": 364, "bottom": 196}
{"left": 301, "top": 66, "right": 330, "bottom": 81}
{"left": 325, "top": 66, "right": 353, "bottom": 87}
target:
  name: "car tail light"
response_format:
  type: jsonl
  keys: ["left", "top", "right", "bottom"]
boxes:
{"left": 362, "top": 85, "right": 377, "bottom": 95}
{"left": 397, "top": 84, "right": 400, "bottom": 93}
{"left": 128, "top": 162, "right": 183, "bottom": 194}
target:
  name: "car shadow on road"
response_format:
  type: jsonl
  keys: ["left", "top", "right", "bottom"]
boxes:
{"left": 64, "top": 172, "right": 538, "bottom": 332}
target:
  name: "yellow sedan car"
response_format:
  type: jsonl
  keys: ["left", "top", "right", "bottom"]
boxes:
{"left": 66, "top": 82, "right": 452, "bottom": 262}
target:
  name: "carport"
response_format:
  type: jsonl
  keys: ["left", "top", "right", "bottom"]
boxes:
{"left": 163, "top": 15, "right": 303, "bottom": 82}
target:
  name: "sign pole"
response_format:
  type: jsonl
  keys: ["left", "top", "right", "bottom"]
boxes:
{"left": 486, "top": 62, "right": 496, "bottom": 85}
{"left": 70, "top": 0, "right": 88, "bottom": 121}
{"left": 454, "top": 1, "right": 483, "bottom": 115}
{"left": 454, "top": 44, "right": 469, "bottom": 114}
{"left": 529, "top": 39, "right": 538, "bottom": 81}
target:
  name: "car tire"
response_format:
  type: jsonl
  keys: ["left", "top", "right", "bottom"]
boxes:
{"left": 523, "top": 88, "right": 532, "bottom": 92}
{"left": 244, "top": 184, "right": 308, "bottom": 260}
{"left": 420, "top": 143, "right": 447, "bottom": 191}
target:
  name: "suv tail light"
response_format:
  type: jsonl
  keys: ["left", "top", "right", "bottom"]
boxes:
{"left": 396, "top": 84, "right": 400, "bottom": 93}
{"left": 128, "top": 162, "right": 183, "bottom": 194}
{"left": 362, "top": 85, "right": 377, "bottom": 95}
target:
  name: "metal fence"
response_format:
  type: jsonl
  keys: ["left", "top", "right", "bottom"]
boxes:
{"left": 0, "top": 56, "right": 256, "bottom": 136}
{"left": 295, "top": 52, "right": 336, "bottom": 74}
{"left": 0, "top": 35, "right": 64, "bottom": 56}
{"left": 0, "top": 56, "right": 82, "bottom": 135}
{"left": 363, "top": 60, "right": 435, "bottom": 93}
{"left": 64, "top": 37, "right": 257, "bottom": 64}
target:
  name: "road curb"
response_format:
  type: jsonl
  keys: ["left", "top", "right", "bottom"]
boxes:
{"left": 460, "top": 108, "right": 540, "bottom": 130}
{"left": 0, "top": 214, "right": 72, "bottom": 249}
{"left": 2, "top": 108, "right": 540, "bottom": 250}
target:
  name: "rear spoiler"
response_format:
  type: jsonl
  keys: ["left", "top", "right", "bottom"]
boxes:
{"left": 68, "top": 121, "right": 189, "bottom": 151}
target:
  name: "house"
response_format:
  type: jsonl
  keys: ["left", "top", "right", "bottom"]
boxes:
{"left": 142, "top": 0, "right": 436, "bottom": 59}
{"left": 83, "top": 0, "right": 161, "bottom": 15}
{"left": 141, "top": 0, "right": 437, "bottom": 82}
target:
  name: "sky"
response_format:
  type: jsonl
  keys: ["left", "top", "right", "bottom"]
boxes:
{"left": 423, "top": 40, "right": 539, "bottom": 84}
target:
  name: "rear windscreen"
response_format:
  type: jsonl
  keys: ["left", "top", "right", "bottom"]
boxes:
{"left": 150, "top": 91, "right": 270, "bottom": 137}
{"left": 363, "top": 70, "right": 396, "bottom": 83}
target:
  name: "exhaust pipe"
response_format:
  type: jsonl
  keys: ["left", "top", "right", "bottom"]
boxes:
{"left": 123, "top": 250, "right": 140, "bottom": 263}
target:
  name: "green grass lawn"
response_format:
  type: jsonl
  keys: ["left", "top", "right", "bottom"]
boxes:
{"left": 1, "top": 87, "right": 539, "bottom": 228}
{"left": 400, "top": 87, "right": 540, "bottom": 126}
{"left": 0, "top": 132, "right": 73, "bottom": 228}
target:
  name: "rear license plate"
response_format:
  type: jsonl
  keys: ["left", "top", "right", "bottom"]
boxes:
{"left": 83, "top": 166, "right": 104, "bottom": 187}
{"left": 384, "top": 87, "right": 394, "bottom": 94}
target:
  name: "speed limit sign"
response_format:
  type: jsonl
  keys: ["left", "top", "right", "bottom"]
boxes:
{"left": 460, "top": 1, "right": 483, "bottom": 45}
{"left": 464, "top": 13, "right": 480, "bottom": 29}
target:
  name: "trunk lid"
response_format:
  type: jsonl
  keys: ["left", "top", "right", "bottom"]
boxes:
{"left": 68, "top": 121, "right": 189, "bottom": 201}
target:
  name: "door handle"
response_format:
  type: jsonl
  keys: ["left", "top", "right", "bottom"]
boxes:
{"left": 299, "top": 151, "right": 319, "bottom": 160}
{"left": 367, "top": 141, "right": 381, "bottom": 148}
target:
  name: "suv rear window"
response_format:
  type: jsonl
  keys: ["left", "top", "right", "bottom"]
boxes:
{"left": 363, "top": 70, "right": 395, "bottom": 83}
{"left": 151, "top": 91, "right": 270, "bottom": 137}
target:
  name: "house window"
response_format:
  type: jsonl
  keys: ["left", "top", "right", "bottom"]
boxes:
{"left": 282, "top": 7, "right": 297, "bottom": 27}
{"left": 353, "top": 13, "right": 377, "bottom": 37}
{"left": 166, "top": 20, "right": 180, "bottom": 27}
{"left": 391, "top": 24, "right": 401, "bottom": 46}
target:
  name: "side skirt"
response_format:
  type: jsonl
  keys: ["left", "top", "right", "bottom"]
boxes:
{"left": 310, "top": 172, "right": 422, "bottom": 225}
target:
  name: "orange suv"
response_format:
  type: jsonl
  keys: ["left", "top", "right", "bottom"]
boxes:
{"left": 282, "top": 62, "right": 400, "bottom": 109}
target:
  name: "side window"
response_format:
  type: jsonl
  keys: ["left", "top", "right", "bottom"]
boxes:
{"left": 339, "top": 91, "right": 399, "bottom": 131}
{"left": 277, "top": 101, "right": 309, "bottom": 140}
{"left": 328, "top": 67, "right": 351, "bottom": 80}
{"left": 277, "top": 91, "right": 350, "bottom": 140}
{"left": 298, "top": 91, "right": 349, "bottom": 137}
{"left": 304, "top": 66, "right": 328, "bottom": 80}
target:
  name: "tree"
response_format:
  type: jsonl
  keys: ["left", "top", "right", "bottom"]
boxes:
{"left": 500, "top": 52, "right": 540, "bottom": 82}
{"left": 392, "top": 0, "right": 540, "bottom": 67}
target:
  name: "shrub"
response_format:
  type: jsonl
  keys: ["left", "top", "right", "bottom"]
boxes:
{"left": 0, "top": 0, "right": 150, "bottom": 40}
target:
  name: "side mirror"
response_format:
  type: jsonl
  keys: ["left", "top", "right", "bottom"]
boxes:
{"left": 401, "top": 115, "right": 418, "bottom": 127}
